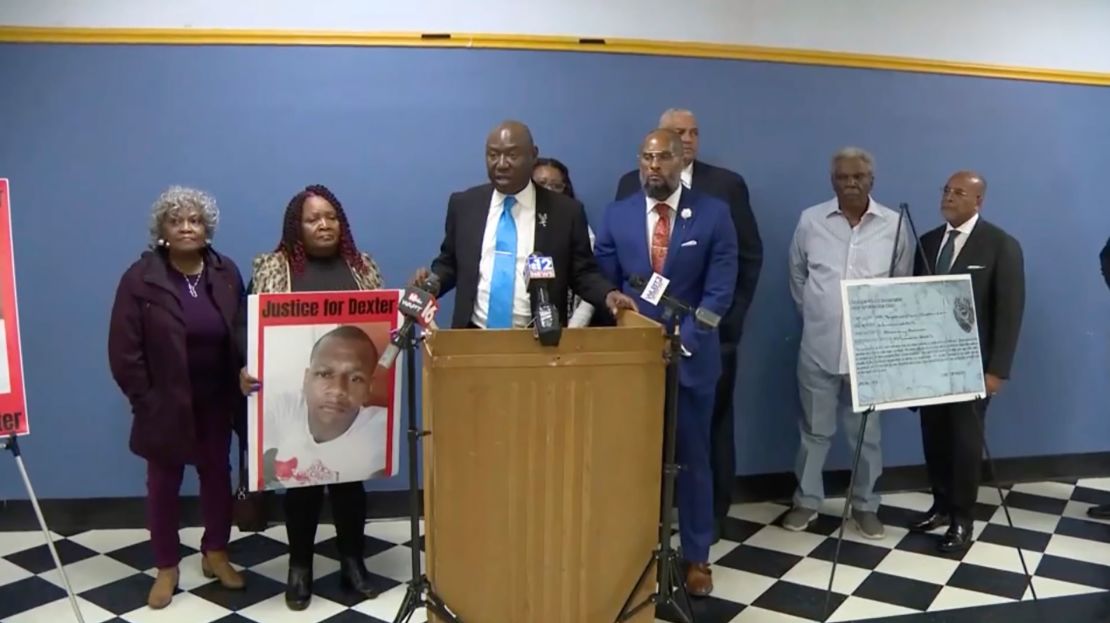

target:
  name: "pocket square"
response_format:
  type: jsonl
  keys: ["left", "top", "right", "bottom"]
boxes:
{"left": 680, "top": 240, "right": 698, "bottom": 248}
{"left": 968, "top": 265, "right": 985, "bottom": 270}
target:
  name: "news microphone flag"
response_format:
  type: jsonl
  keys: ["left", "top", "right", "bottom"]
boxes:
{"left": 524, "top": 254, "right": 556, "bottom": 283}
{"left": 639, "top": 272, "right": 670, "bottom": 306}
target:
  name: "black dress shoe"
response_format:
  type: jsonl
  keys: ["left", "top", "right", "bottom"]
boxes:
{"left": 339, "top": 557, "right": 380, "bottom": 599}
{"left": 1088, "top": 504, "right": 1110, "bottom": 520}
{"left": 908, "top": 508, "right": 950, "bottom": 533}
{"left": 938, "top": 522, "right": 972, "bottom": 553}
{"left": 285, "top": 566, "right": 313, "bottom": 611}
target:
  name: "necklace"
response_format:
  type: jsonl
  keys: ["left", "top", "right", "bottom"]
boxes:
{"left": 183, "top": 263, "right": 204, "bottom": 298}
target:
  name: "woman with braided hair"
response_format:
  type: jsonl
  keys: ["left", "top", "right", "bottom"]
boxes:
{"left": 239, "top": 184, "right": 384, "bottom": 610}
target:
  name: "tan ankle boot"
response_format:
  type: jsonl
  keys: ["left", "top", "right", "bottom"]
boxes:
{"left": 147, "top": 567, "right": 179, "bottom": 609}
{"left": 202, "top": 550, "right": 245, "bottom": 590}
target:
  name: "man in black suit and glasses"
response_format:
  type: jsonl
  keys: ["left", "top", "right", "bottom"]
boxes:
{"left": 414, "top": 120, "right": 637, "bottom": 329}
{"left": 615, "top": 109, "right": 763, "bottom": 536}
{"left": 1091, "top": 239, "right": 1110, "bottom": 520}
{"left": 907, "top": 171, "right": 1026, "bottom": 553}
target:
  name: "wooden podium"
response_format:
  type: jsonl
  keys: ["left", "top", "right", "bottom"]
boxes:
{"left": 420, "top": 313, "right": 666, "bottom": 623}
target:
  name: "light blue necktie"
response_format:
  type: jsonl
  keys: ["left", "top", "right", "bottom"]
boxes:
{"left": 486, "top": 196, "right": 517, "bottom": 328}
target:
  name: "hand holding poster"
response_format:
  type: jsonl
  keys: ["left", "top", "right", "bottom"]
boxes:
{"left": 841, "top": 275, "right": 986, "bottom": 412}
{"left": 0, "top": 180, "right": 28, "bottom": 435}
{"left": 246, "top": 290, "right": 402, "bottom": 491}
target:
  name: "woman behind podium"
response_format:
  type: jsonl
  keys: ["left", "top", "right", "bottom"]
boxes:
{"left": 533, "top": 157, "right": 596, "bottom": 327}
{"left": 239, "top": 184, "right": 384, "bottom": 610}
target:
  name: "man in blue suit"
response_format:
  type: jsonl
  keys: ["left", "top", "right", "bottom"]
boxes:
{"left": 595, "top": 129, "right": 738, "bottom": 597}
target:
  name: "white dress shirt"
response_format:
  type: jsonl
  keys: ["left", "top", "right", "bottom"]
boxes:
{"left": 472, "top": 181, "right": 537, "bottom": 329}
{"left": 936, "top": 212, "right": 979, "bottom": 268}
{"left": 645, "top": 185, "right": 682, "bottom": 248}
{"left": 681, "top": 163, "right": 694, "bottom": 188}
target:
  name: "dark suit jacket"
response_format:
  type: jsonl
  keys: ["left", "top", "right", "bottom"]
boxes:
{"left": 431, "top": 183, "right": 615, "bottom": 329}
{"left": 1100, "top": 237, "right": 1110, "bottom": 290}
{"left": 616, "top": 160, "right": 761, "bottom": 344}
{"left": 914, "top": 218, "right": 1025, "bottom": 379}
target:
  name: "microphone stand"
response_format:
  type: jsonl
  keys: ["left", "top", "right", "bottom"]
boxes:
{"left": 616, "top": 302, "right": 695, "bottom": 623}
{"left": 392, "top": 326, "right": 462, "bottom": 623}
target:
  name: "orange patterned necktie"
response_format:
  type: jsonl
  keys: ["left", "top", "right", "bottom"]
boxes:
{"left": 651, "top": 203, "right": 671, "bottom": 273}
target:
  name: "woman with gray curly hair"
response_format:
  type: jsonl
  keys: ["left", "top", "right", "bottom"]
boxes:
{"left": 108, "top": 185, "right": 247, "bottom": 609}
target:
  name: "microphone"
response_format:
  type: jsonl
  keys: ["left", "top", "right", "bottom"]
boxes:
{"left": 378, "top": 274, "right": 440, "bottom": 369}
{"left": 523, "top": 254, "right": 562, "bottom": 347}
{"left": 628, "top": 273, "right": 721, "bottom": 329}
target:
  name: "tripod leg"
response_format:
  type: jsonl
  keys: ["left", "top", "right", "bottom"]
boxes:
{"left": 615, "top": 551, "right": 655, "bottom": 621}
{"left": 669, "top": 555, "right": 696, "bottom": 623}
{"left": 977, "top": 410, "right": 1037, "bottom": 601}
{"left": 14, "top": 454, "right": 86, "bottom": 623}
{"left": 392, "top": 585, "right": 420, "bottom": 623}
{"left": 823, "top": 407, "right": 871, "bottom": 621}
{"left": 425, "top": 589, "right": 464, "bottom": 623}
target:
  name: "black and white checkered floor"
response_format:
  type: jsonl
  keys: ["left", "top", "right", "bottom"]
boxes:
{"left": 1, "top": 479, "right": 1107, "bottom": 622}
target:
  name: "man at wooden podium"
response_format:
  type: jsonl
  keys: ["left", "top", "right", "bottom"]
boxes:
{"left": 594, "top": 129, "right": 739, "bottom": 597}
{"left": 412, "top": 120, "right": 637, "bottom": 327}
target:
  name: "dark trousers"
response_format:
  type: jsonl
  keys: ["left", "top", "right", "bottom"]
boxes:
{"left": 710, "top": 344, "right": 740, "bottom": 521}
{"left": 920, "top": 398, "right": 989, "bottom": 525}
{"left": 676, "top": 387, "right": 715, "bottom": 563}
{"left": 285, "top": 481, "right": 367, "bottom": 568}
{"left": 147, "top": 410, "right": 232, "bottom": 569}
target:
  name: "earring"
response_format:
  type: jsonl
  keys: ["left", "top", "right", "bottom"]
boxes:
{"left": 157, "top": 238, "right": 169, "bottom": 248}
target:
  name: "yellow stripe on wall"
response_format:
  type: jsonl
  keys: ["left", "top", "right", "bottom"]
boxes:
{"left": 2, "top": 26, "right": 1109, "bottom": 87}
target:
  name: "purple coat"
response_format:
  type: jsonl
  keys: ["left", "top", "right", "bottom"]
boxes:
{"left": 108, "top": 248, "right": 245, "bottom": 464}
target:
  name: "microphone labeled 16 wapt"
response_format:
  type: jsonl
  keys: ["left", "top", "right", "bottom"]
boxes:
{"left": 378, "top": 274, "right": 440, "bottom": 369}
{"left": 523, "top": 254, "right": 562, "bottom": 347}
{"left": 628, "top": 273, "right": 721, "bottom": 329}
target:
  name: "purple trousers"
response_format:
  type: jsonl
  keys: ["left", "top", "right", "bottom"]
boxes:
{"left": 146, "top": 410, "right": 233, "bottom": 570}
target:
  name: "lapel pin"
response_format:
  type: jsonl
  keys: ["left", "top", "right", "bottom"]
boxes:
{"left": 680, "top": 208, "right": 692, "bottom": 220}
{"left": 538, "top": 212, "right": 548, "bottom": 228}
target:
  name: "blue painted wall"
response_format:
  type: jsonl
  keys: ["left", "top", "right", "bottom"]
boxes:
{"left": 0, "top": 44, "right": 1107, "bottom": 499}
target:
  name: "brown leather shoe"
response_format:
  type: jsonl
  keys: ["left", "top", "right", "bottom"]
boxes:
{"left": 147, "top": 567, "right": 179, "bottom": 609}
{"left": 685, "top": 562, "right": 713, "bottom": 597}
{"left": 202, "top": 550, "right": 245, "bottom": 590}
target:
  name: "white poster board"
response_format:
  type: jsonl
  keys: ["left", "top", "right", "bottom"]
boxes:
{"left": 842, "top": 275, "right": 986, "bottom": 412}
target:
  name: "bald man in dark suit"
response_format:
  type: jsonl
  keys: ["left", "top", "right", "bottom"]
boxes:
{"left": 907, "top": 171, "right": 1025, "bottom": 553}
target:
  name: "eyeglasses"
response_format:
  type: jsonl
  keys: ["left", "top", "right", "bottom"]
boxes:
{"left": 941, "top": 186, "right": 972, "bottom": 198}
{"left": 640, "top": 151, "right": 677, "bottom": 164}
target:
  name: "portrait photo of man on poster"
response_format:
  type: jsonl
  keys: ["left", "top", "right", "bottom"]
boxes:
{"left": 259, "top": 322, "right": 394, "bottom": 490}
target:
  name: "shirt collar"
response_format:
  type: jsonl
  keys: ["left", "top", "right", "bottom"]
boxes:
{"left": 681, "top": 162, "right": 694, "bottom": 187}
{"left": 826, "top": 195, "right": 884, "bottom": 220}
{"left": 493, "top": 180, "right": 536, "bottom": 212}
{"left": 946, "top": 212, "right": 979, "bottom": 235}
{"left": 646, "top": 185, "right": 683, "bottom": 214}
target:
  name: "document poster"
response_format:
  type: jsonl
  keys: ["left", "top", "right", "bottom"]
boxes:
{"left": 0, "top": 180, "right": 28, "bottom": 436}
{"left": 841, "top": 275, "right": 986, "bottom": 412}
{"left": 247, "top": 290, "right": 403, "bottom": 491}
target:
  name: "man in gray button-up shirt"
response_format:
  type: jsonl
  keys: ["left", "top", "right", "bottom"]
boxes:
{"left": 782, "top": 147, "right": 913, "bottom": 539}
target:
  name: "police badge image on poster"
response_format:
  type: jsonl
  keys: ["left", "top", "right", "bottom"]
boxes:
{"left": 0, "top": 180, "right": 29, "bottom": 436}
{"left": 246, "top": 290, "right": 402, "bottom": 491}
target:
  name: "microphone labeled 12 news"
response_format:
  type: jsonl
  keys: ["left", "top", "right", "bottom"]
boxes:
{"left": 378, "top": 261, "right": 720, "bottom": 368}
{"left": 523, "top": 254, "right": 562, "bottom": 347}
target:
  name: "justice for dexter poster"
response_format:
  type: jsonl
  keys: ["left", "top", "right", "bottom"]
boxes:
{"left": 0, "top": 180, "right": 28, "bottom": 436}
{"left": 246, "top": 290, "right": 403, "bottom": 492}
